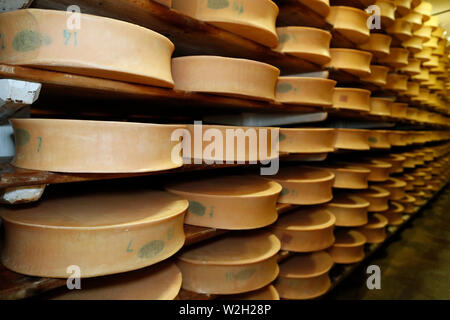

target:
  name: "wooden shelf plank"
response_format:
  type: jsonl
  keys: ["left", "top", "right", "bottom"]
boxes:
{"left": 31, "top": 0, "right": 321, "bottom": 74}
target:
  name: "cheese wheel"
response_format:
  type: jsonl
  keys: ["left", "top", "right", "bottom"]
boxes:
{"left": 398, "top": 59, "right": 421, "bottom": 75}
{"left": 374, "top": 0, "right": 397, "bottom": 27}
{"left": 423, "top": 36, "right": 438, "bottom": 49}
{"left": 387, "top": 19, "right": 412, "bottom": 41}
{"left": 368, "top": 130, "right": 391, "bottom": 149}
{"left": 413, "top": 25, "right": 432, "bottom": 41}
{"left": 414, "top": 47, "right": 432, "bottom": 61}
{"left": 355, "top": 185, "right": 391, "bottom": 212}
{"left": 397, "top": 194, "right": 416, "bottom": 214}
{"left": 391, "top": 102, "right": 409, "bottom": 117}
{"left": 11, "top": 119, "right": 184, "bottom": 173}
{"left": 176, "top": 231, "right": 281, "bottom": 294}
{"left": 271, "top": 166, "right": 335, "bottom": 205}
{"left": 395, "top": 0, "right": 412, "bottom": 16}
{"left": 50, "top": 262, "right": 182, "bottom": 300}
{"left": 275, "top": 27, "right": 331, "bottom": 65}
{"left": 370, "top": 97, "right": 392, "bottom": 116}
{"left": 375, "top": 154, "right": 406, "bottom": 173}
{"left": 225, "top": 285, "right": 280, "bottom": 300}
{"left": 432, "top": 27, "right": 445, "bottom": 39}
{"left": 360, "top": 65, "right": 389, "bottom": 86}
{"left": 327, "top": 229, "right": 366, "bottom": 264}
{"left": 413, "top": 1, "right": 432, "bottom": 20}
{"left": 349, "top": 159, "right": 392, "bottom": 182}
{"left": 358, "top": 33, "right": 392, "bottom": 58}
{"left": 166, "top": 176, "right": 281, "bottom": 230}
{"left": 334, "top": 129, "right": 370, "bottom": 151}
{"left": 326, "top": 48, "right": 373, "bottom": 77}
{"left": 388, "top": 131, "right": 408, "bottom": 146}
{"left": 332, "top": 88, "right": 371, "bottom": 112}
{"left": 378, "top": 48, "right": 409, "bottom": 68}
{"left": 279, "top": 128, "right": 336, "bottom": 154}
{"left": 275, "top": 251, "right": 333, "bottom": 299}
{"left": 357, "top": 213, "right": 388, "bottom": 243}
{"left": 275, "top": 77, "right": 336, "bottom": 106}
{"left": 411, "top": 67, "right": 429, "bottom": 81}
{"left": 423, "top": 55, "right": 439, "bottom": 68}
{"left": 379, "top": 177, "right": 407, "bottom": 200}
{"left": 326, "top": 194, "right": 369, "bottom": 227}
{"left": 0, "top": 190, "right": 188, "bottom": 278}
{"left": 172, "top": 0, "right": 279, "bottom": 48}
{"left": 318, "top": 163, "right": 370, "bottom": 189}
{"left": 402, "top": 11, "right": 423, "bottom": 29}
{"left": 402, "top": 36, "right": 423, "bottom": 53}
{"left": 299, "top": 0, "right": 330, "bottom": 17}
{"left": 380, "top": 202, "right": 405, "bottom": 226}
{"left": 384, "top": 73, "right": 408, "bottom": 91}
{"left": 0, "top": 9, "right": 174, "bottom": 87}
{"left": 172, "top": 56, "right": 280, "bottom": 101}
{"left": 272, "top": 208, "right": 336, "bottom": 252}
{"left": 326, "top": 6, "right": 370, "bottom": 44}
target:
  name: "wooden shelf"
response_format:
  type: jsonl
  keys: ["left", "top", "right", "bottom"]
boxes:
{"left": 0, "top": 203, "right": 299, "bottom": 300}
{"left": 31, "top": 0, "right": 321, "bottom": 75}
{"left": 276, "top": 0, "right": 331, "bottom": 29}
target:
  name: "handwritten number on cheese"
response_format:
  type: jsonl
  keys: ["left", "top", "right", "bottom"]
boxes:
{"left": 63, "top": 30, "right": 78, "bottom": 47}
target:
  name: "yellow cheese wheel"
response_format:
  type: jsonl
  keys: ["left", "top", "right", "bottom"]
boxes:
{"left": 0, "top": 190, "right": 188, "bottom": 278}
{"left": 326, "top": 48, "right": 373, "bottom": 77}
{"left": 384, "top": 73, "right": 408, "bottom": 91}
{"left": 402, "top": 36, "right": 423, "bottom": 53}
{"left": 360, "top": 65, "right": 389, "bottom": 86}
{"left": 275, "top": 77, "right": 336, "bottom": 106}
{"left": 172, "top": 56, "right": 280, "bottom": 101}
{"left": 387, "top": 19, "right": 412, "bottom": 41}
{"left": 358, "top": 33, "right": 392, "bottom": 58}
{"left": 326, "top": 6, "right": 370, "bottom": 44}
{"left": 370, "top": 97, "right": 393, "bottom": 116}
{"left": 279, "top": 128, "right": 336, "bottom": 154}
{"left": 327, "top": 194, "right": 369, "bottom": 227}
{"left": 357, "top": 213, "right": 388, "bottom": 243}
{"left": 327, "top": 229, "right": 366, "bottom": 264}
{"left": 0, "top": 9, "right": 174, "bottom": 87}
{"left": 332, "top": 88, "right": 371, "bottom": 112}
{"left": 395, "top": 0, "right": 412, "bottom": 16}
{"left": 11, "top": 119, "right": 184, "bottom": 173}
{"left": 378, "top": 48, "right": 409, "bottom": 68}
{"left": 335, "top": 129, "right": 371, "bottom": 151}
{"left": 172, "top": 0, "right": 279, "bottom": 48}
{"left": 398, "top": 58, "right": 421, "bottom": 74}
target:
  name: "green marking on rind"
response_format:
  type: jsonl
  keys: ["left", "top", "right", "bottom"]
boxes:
{"left": 279, "top": 133, "right": 287, "bottom": 142}
{"left": 276, "top": 82, "right": 293, "bottom": 93}
{"left": 13, "top": 30, "right": 52, "bottom": 52}
{"left": 368, "top": 137, "right": 378, "bottom": 143}
{"left": 281, "top": 187, "right": 290, "bottom": 196}
{"left": 278, "top": 33, "right": 291, "bottom": 43}
{"left": 207, "top": 0, "right": 229, "bottom": 9}
{"left": 14, "top": 129, "right": 30, "bottom": 147}
{"left": 189, "top": 201, "right": 206, "bottom": 216}
{"left": 138, "top": 240, "right": 164, "bottom": 259}
{"left": 226, "top": 268, "right": 256, "bottom": 281}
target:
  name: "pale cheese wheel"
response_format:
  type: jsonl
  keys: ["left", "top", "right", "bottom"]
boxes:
{"left": 413, "top": 25, "right": 432, "bottom": 41}
{"left": 225, "top": 285, "right": 280, "bottom": 300}
{"left": 275, "top": 27, "right": 332, "bottom": 65}
{"left": 176, "top": 231, "right": 281, "bottom": 294}
{"left": 374, "top": 0, "right": 397, "bottom": 27}
{"left": 411, "top": 67, "right": 429, "bottom": 81}
{"left": 349, "top": 159, "right": 392, "bottom": 182}
{"left": 402, "top": 11, "right": 423, "bottom": 29}
{"left": 275, "top": 77, "right": 336, "bottom": 106}
{"left": 423, "top": 36, "right": 438, "bottom": 49}
{"left": 299, "top": 0, "right": 331, "bottom": 17}
{"left": 50, "top": 262, "right": 182, "bottom": 300}
{"left": 414, "top": 47, "right": 432, "bottom": 61}
{"left": 326, "top": 194, "right": 369, "bottom": 227}
{"left": 172, "top": 0, "right": 279, "bottom": 47}
{"left": 166, "top": 176, "right": 281, "bottom": 230}
{"left": 172, "top": 56, "right": 280, "bottom": 101}
{"left": 332, "top": 88, "right": 371, "bottom": 112}
{"left": 0, "top": 9, "right": 174, "bottom": 87}
{"left": 271, "top": 207, "right": 336, "bottom": 253}
{"left": 11, "top": 119, "right": 185, "bottom": 173}
{"left": 0, "top": 190, "right": 188, "bottom": 278}
{"left": 326, "top": 48, "right": 373, "bottom": 77}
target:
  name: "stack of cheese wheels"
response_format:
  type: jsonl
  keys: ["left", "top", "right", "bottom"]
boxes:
{"left": 375, "top": 154, "right": 406, "bottom": 173}
{"left": 378, "top": 177, "right": 407, "bottom": 200}
{"left": 317, "top": 163, "right": 370, "bottom": 189}
{"left": 334, "top": 129, "right": 371, "bottom": 151}
{"left": 275, "top": 78, "right": 336, "bottom": 106}
{"left": 270, "top": 166, "right": 335, "bottom": 205}
{"left": 327, "top": 229, "right": 366, "bottom": 264}
{"left": 11, "top": 119, "right": 185, "bottom": 173}
{"left": 0, "top": 9, "right": 175, "bottom": 87}
{"left": 172, "top": 56, "right": 280, "bottom": 101}
{"left": 278, "top": 128, "right": 336, "bottom": 154}
{"left": 176, "top": 231, "right": 280, "bottom": 295}
{"left": 49, "top": 262, "right": 182, "bottom": 300}
{"left": 275, "top": 251, "right": 333, "bottom": 300}
{"left": 326, "top": 48, "right": 372, "bottom": 77}
{"left": 326, "top": 193, "right": 370, "bottom": 227}
{"left": 224, "top": 285, "right": 280, "bottom": 300}
{"left": 0, "top": 190, "right": 188, "bottom": 278}
{"left": 357, "top": 213, "right": 389, "bottom": 244}
{"left": 275, "top": 27, "right": 332, "bottom": 65}
{"left": 397, "top": 194, "right": 416, "bottom": 214}
{"left": 332, "top": 88, "right": 371, "bottom": 112}
{"left": 271, "top": 207, "right": 335, "bottom": 252}
{"left": 346, "top": 159, "right": 392, "bottom": 182}
{"left": 355, "top": 186, "right": 391, "bottom": 212}
{"left": 180, "top": 124, "right": 278, "bottom": 163}
{"left": 172, "top": 0, "right": 279, "bottom": 48}
{"left": 401, "top": 174, "right": 415, "bottom": 191}
{"left": 381, "top": 201, "right": 405, "bottom": 226}
{"left": 166, "top": 176, "right": 281, "bottom": 230}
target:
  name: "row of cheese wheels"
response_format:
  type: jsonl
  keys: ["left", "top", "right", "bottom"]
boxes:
{"left": 2, "top": 149, "right": 449, "bottom": 299}
{"left": 10, "top": 118, "right": 450, "bottom": 173}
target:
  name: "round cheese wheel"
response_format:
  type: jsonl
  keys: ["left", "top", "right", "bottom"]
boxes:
{"left": 411, "top": 68, "right": 429, "bottom": 81}
{"left": 326, "top": 6, "right": 370, "bottom": 44}
{"left": 166, "top": 176, "right": 281, "bottom": 230}
{"left": 327, "top": 229, "right": 366, "bottom": 264}
{"left": 358, "top": 33, "right": 392, "bottom": 58}
{"left": 413, "top": 1, "right": 432, "bottom": 20}
{"left": 414, "top": 47, "right": 432, "bottom": 61}
{"left": 432, "top": 27, "right": 445, "bottom": 39}
{"left": 172, "top": 56, "right": 280, "bottom": 101}
{"left": 50, "top": 262, "right": 182, "bottom": 300}
{"left": 278, "top": 128, "right": 336, "bottom": 154}
{"left": 275, "top": 27, "right": 332, "bottom": 65}
{"left": 357, "top": 213, "right": 388, "bottom": 243}
{"left": 176, "top": 231, "right": 281, "bottom": 294}
{"left": 332, "top": 88, "right": 371, "bottom": 112}
{"left": 172, "top": 0, "right": 279, "bottom": 48}
{"left": 367, "top": 130, "right": 391, "bottom": 149}
{"left": 275, "top": 251, "right": 333, "bottom": 299}
{"left": 379, "top": 177, "right": 407, "bottom": 200}
{"left": 271, "top": 207, "right": 335, "bottom": 252}
{"left": 387, "top": 19, "right": 412, "bottom": 41}
{"left": 423, "top": 55, "right": 439, "bottom": 68}
{"left": 318, "top": 163, "right": 370, "bottom": 189}
{"left": 299, "top": 0, "right": 330, "bottom": 17}
{"left": 378, "top": 48, "right": 409, "bottom": 68}
{"left": 350, "top": 159, "right": 392, "bottom": 182}
{"left": 384, "top": 73, "right": 408, "bottom": 91}
{"left": 11, "top": 119, "right": 184, "bottom": 173}
{"left": 326, "top": 48, "right": 373, "bottom": 77}
{"left": 375, "top": 154, "right": 406, "bottom": 173}
{"left": 327, "top": 194, "right": 369, "bottom": 227}
{"left": 380, "top": 201, "right": 405, "bottom": 226}
{"left": 413, "top": 25, "right": 432, "bottom": 41}
{"left": 0, "top": 9, "right": 174, "bottom": 87}
{"left": 395, "top": 0, "right": 412, "bottom": 16}
{"left": 388, "top": 131, "right": 408, "bottom": 146}
{"left": 374, "top": 0, "right": 397, "bottom": 27}
{"left": 334, "top": 129, "right": 370, "bottom": 151}
{"left": 355, "top": 185, "right": 391, "bottom": 212}
{"left": 399, "top": 59, "right": 421, "bottom": 75}
{"left": 423, "top": 36, "right": 438, "bottom": 49}
{"left": 0, "top": 190, "right": 188, "bottom": 278}
{"left": 402, "top": 11, "right": 423, "bottom": 29}
{"left": 275, "top": 77, "right": 336, "bottom": 106}
{"left": 271, "top": 166, "right": 335, "bottom": 205}
{"left": 370, "top": 97, "right": 393, "bottom": 116}
{"left": 360, "top": 65, "right": 389, "bottom": 86}
{"left": 402, "top": 36, "right": 423, "bottom": 53}
{"left": 397, "top": 194, "right": 416, "bottom": 214}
